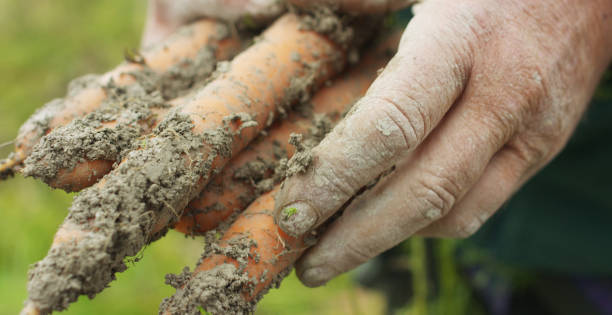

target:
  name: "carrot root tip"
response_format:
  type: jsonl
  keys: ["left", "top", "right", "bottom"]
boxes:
{"left": 0, "top": 154, "right": 22, "bottom": 180}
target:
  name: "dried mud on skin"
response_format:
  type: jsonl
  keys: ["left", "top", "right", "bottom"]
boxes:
{"left": 22, "top": 44, "right": 221, "bottom": 191}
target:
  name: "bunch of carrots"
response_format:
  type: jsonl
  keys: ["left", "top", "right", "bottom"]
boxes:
{"left": 2, "top": 8, "right": 399, "bottom": 315}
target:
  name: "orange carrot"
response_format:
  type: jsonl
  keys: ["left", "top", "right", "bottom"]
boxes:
{"left": 0, "top": 18, "right": 241, "bottom": 180}
{"left": 23, "top": 13, "right": 354, "bottom": 315}
{"left": 161, "top": 186, "right": 307, "bottom": 314}
{"left": 174, "top": 32, "right": 399, "bottom": 235}
{"left": 27, "top": 93, "right": 190, "bottom": 192}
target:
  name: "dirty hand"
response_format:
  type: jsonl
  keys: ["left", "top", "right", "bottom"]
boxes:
{"left": 272, "top": 0, "right": 612, "bottom": 287}
{"left": 141, "top": 0, "right": 284, "bottom": 47}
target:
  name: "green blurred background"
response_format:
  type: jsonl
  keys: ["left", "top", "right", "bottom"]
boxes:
{"left": 0, "top": 1, "right": 394, "bottom": 314}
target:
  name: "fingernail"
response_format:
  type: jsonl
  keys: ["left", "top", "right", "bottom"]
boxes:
{"left": 298, "top": 266, "right": 334, "bottom": 288}
{"left": 277, "top": 201, "right": 318, "bottom": 236}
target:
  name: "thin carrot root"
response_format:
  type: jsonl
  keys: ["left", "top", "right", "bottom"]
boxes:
{"left": 19, "top": 302, "right": 40, "bottom": 315}
{"left": 21, "top": 91, "right": 190, "bottom": 192}
{"left": 174, "top": 31, "right": 401, "bottom": 235}
{"left": 23, "top": 12, "right": 358, "bottom": 314}
{"left": 0, "top": 151, "right": 24, "bottom": 180}
{"left": 2, "top": 18, "right": 241, "bottom": 183}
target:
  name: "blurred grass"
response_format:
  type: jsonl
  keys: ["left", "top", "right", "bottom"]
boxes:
{"left": 0, "top": 1, "right": 386, "bottom": 314}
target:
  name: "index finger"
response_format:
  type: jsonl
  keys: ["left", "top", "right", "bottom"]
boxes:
{"left": 273, "top": 2, "right": 475, "bottom": 236}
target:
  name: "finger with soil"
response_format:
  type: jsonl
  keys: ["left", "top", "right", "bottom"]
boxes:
{"left": 1, "top": 18, "right": 241, "bottom": 181}
{"left": 22, "top": 12, "right": 360, "bottom": 315}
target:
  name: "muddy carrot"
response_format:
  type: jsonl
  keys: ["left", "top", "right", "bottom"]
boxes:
{"left": 174, "top": 32, "right": 399, "bottom": 235}
{"left": 0, "top": 18, "right": 241, "bottom": 181}
{"left": 161, "top": 186, "right": 308, "bottom": 314}
{"left": 22, "top": 13, "right": 357, "bottom": 314}
{"left": 22, "top": 91, "right": 192, "bottom": 192}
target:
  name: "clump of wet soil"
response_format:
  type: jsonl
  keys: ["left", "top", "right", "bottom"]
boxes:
{"left": 160, "top": 110, "right": 337, "bottom": 315}
{"left": 22, "top": 44, "right": 221, "bottom": 190}
{"left": 25, "top": 113, "right": 214, "bottom": 313}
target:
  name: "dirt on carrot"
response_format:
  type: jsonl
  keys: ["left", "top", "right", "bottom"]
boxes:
{"left": 3, "top": 19, "right": 240, "bottom": 184}
{"left": 21, "top": 42, "right": 223, "bottom": 191}
{"left": 25, "top": 112, "right": 216, "bottom": 312}
{"left": 236, "top": 114, "right": 333, "bottom": 205}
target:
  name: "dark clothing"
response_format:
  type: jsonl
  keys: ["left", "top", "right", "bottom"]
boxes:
{"left": 470, "top": 73, "right": 612, "bottom": 275}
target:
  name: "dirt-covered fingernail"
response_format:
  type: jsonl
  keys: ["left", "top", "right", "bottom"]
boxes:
{"left": 276, "top": 201, "right": 318, "bottom": 236}
{"left": 298, "top": 266, "right": 335, "bottom": 287}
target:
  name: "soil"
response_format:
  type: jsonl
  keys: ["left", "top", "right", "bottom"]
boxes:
{"left": 21, "top": 44, "right": 221, "bottom": 191}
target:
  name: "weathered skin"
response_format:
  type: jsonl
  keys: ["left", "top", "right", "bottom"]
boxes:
{"left": 269, "top": 0, "right": 612, "bottom": 287}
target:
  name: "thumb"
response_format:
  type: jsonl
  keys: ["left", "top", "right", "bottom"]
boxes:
{"left": 273, "top": 3, "right": 473, "bottom": 236}
{"left": 141, "top": 0, "right": 284, "bottom": 48}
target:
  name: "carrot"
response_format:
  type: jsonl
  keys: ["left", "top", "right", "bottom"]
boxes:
{"left": 160, "top": 34, "right": 400, "bottom": 314}
{"left": 23, "top": 92, "right": 191, "bottom": 192}
{"left": 174, "top": 32, "right": 399, "bottom": 235}
{"left": 161, "top": 186, "right": 307, "bottom": 314}
{"left": 22, "top": 13, "right": 355, "bottom": 314}
{"left": 0, "top": 18, "right": 241, "bottom": 181}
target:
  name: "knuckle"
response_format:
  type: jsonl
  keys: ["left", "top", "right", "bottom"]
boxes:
{"left": 466, "top": 102, "right": 519, "bottom": 147}
{"left": 310, "top": 156, "right": 356, "bottom": 200}
{"left": 506, "top": 132, "right": 560, "bottom": 169}
{"left": 413, "top": 172, "right": 461, "bottom": 221}
{"left": 430, "top": 0, "right": 496, "bottom": 53}
{"left": 344, "top": 240, "right": 375, "bottom": 265}
{"left": 368, "top": 92, "right": 429, "bottom": 153}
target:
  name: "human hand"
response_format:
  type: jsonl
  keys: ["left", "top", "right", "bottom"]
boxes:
{"left": 273, "top": 0, "right": 612, "bottom": 287}
{"left": 141, "top": 0, "right": 285, "bottom": 48}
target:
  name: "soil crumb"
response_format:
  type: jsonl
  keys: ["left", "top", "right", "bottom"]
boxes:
{"left": 298, "top": 5, "right": 355, "bottom": 49}
{"left": 285, "top": 114, "right": 333, "bottom": 178}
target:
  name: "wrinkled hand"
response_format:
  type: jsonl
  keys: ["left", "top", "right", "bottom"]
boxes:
{"left": 272, "top": 0, "right": 612, "bottom": 287}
